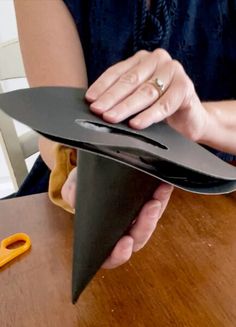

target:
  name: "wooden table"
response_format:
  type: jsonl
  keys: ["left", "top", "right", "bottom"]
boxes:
{"left": 0, "top": 190, "right": 236, "bottom": 327}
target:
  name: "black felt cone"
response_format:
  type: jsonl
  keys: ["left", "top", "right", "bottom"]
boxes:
{"left": 72, "top": 150, "right": 159, "bottom": 302}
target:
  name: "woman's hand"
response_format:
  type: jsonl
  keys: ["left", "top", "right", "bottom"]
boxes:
{"left": 85, "top": 49, "right": 209, "bottom": 142}
{"left": 61, "top": 167, "right": 173, "bottom": 269}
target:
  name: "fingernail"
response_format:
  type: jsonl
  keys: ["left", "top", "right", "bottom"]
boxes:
{"left": 130, "top": 119, "right": 141, "bottom": 128}
{"left": 103, "top": 110, "right": 118, "bottom": 118}
{"left": 161, "top": 184, "right": 173, "bottom": 193}
{"left": 130, "top": 119, "right": 149, "bottom": 129}
{"left": 122, "top": 238, "right": 133, "bottom": 251}
{"left": 91, "top": 101, "right": 104, "bottom": 110}
{"left": 147, "top": 203, "right": 161, "bottom": 218}
{"left": 86, "top": 89, "right": 97, "bottom": 100}
{"left": 133, "top": 243, "right": 142, "bottom": 252}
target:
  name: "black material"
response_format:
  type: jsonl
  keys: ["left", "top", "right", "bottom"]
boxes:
{"left": 0, "top": 87, "right": 236, "bottom": 194}
{"left": 1, "top": 86, "right": 236, "bottom": 303}
{"left": 16, "top": 155, "right": 50, "bottom": 196}
{"left": 72, "top": 150, "right": 159, "bottom": 302}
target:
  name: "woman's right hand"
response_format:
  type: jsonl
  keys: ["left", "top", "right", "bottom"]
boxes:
{"left": 86, "top": 49, "right": 209, "bottom": 142}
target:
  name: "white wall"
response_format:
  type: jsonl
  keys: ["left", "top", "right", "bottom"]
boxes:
{"left": 0, "top": 0, "right": 17, "bottom": 42}
{"left": 0, "top": 0, "right": 37, "bottom": 197}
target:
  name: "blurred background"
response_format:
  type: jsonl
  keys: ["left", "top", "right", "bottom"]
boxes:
{"left": 0, "top": 0, "right": 38, "bottom": 197}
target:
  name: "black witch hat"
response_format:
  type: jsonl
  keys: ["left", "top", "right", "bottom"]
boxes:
{"left": 0, "top": 87, "right": 236, "bottom": 302}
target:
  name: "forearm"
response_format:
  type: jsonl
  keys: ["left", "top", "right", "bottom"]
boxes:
{"left": 200, "top": 101, "right": 236, "bottom": 155}
{"left": 14, "top": 0, "right": 87, "bottom": 170}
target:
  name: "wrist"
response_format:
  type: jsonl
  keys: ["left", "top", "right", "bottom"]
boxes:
{"left": 197, "top": 102, "right": 219, "bottom": 145}
{"left": 197, "top": 101, "right": 236, "bottom": 155}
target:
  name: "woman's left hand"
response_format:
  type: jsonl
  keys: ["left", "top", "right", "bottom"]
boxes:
{"left": 61, "top": 167, "right": 173, "bottom": 269}
{"left": 85, "top": 49, "right": 209, "bottom": 142}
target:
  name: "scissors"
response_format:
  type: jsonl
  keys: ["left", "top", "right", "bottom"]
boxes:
{"left": 0, "top": 233, "right": 31, "bottom": 268}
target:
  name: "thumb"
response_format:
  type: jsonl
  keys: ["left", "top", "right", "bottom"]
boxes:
{"left": 61, "top": 167, "right": 77, "bottom": 209}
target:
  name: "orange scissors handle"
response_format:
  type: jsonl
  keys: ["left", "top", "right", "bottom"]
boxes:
{"left": 0, "top": 233, "right": 31, "bottom": 268}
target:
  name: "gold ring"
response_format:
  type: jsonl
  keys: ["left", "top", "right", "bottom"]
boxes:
{"left": 151, "top": 77, "right": 165, "bottom": 96}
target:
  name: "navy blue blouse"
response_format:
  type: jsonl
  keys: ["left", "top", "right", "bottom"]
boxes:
{"left": 63, "top": 0, "right": 236, "bottom": 102}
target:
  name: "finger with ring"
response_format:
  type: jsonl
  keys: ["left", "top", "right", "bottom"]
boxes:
{"left": 150, "top": 77, "right": 165, "bottom": 96}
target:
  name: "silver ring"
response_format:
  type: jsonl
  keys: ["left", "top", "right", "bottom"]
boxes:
{"left": 151, "top": 77, "right": 165, "bottom": 96}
